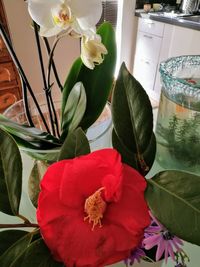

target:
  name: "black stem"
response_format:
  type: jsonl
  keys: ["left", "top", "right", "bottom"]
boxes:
{"left": 21, "top": 77, "right": 34, "bottom": 127}
{"left": 42, "top": 37, "right": 61, "bottom": 137}
{"left": 46, "top": 37, "right": 60, "bottom": 91}
{"left": 43, "top": 37, "right": 63, "bottom": 91}
{"left": 33, "top": 22, "right": 56, "bottom": 136}
{"left": 49, "top": 92, "right": 61, "bottom": 138}
{"left": 0, "top": 22, "right": 51, "bottom": 133}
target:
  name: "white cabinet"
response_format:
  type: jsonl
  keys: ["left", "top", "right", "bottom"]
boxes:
{"left": 133, "top": 18, "right": 164, "bottom": 101}
{"left": 133, "top": 17, "right": 200, "bottom": 102}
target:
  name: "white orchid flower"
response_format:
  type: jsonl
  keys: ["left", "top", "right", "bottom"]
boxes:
{"left": 81, "top": 33, "right": 108, "bottom": 70}
{"left": 28, "top": 0, "right": 103, "bottom": 37}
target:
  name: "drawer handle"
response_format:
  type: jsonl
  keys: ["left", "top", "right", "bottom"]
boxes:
{"left": 0, "top": 93, "right": 16, "bottom": 110}
{"left": 143, "top": 34, "right": 153, "bottom": 39}
{"left": 144, "top": 60, "right": 150, "bottom": 64}
{"left": 0, "top": 67, "right": 11, "bottom": 82}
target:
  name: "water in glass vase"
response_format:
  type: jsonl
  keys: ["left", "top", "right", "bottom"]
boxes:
{"left": 156, "top": 90, "right": 200, "bottom": 175}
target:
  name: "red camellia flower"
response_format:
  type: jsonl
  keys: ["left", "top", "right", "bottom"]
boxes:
{"left": 37, "top": 148, "right": 150, "bottom": 267}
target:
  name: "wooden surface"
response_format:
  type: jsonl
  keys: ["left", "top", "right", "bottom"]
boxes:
{"left": 0, "top": 0, "right": 22, "bottom": 113}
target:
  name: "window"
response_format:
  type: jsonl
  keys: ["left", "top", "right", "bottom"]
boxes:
{"left": 97, "top": 1, "right": 118, "bottom": 29}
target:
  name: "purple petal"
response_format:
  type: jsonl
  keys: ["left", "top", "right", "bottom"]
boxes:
{"left": 143, "top": 234, "right": 162, "bottom": 249}
{"left": 171, "top": 239, "right": 182, "bottom": 251}
{"left": 145, "top": 225, "right": 162, "bottom": 233}
{"left": 156, "top": 239, "right": 165, "bottom": 261}
{"left": 168, "top": 241, "right": 175, "bottom": 261}
{"left": 173, "top": 236, "right": 184, "bottom": 246}
{"left": 164, "top": 241, "right": 169, "bottom": 263}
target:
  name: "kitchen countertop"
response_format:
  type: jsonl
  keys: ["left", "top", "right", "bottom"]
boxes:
{"left": 135, "top": 10, "right": 200, "bottom": 31}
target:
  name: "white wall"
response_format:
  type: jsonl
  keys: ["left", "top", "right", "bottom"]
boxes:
{"left": 119, "top": 0, "right": 138, "bottom": 73}
{"left": 2, "top": 0, "right": 80, "bottom": 100}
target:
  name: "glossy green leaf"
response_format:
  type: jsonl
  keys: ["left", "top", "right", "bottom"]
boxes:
{"left": 112, "top": 129, "right": 138, "bottom": 169}
{"left": 0, "top": 230, "right": 28, "bottom": 256}
{"left": 0, "top": 232, "right": 32, "bottom": 266}
{"left": 111, "top": 63, "right": 156, "bottom": 175}
{"left": 11, "top": 238, "right": 64, "bottom": 267}
{"left": 28, "top": 160, "right": 49, "bottom": 208}
{"left": 62, "top": 22, "right": 116, "bottom": 130}
{"left": 0, "top": 115, "right": 61, "bottom": 150}
{"left": 61, "top": 82, "right": 87, "bottom": 141}
{"left": 24, "top": 149, "right": 59, "bottom": 163}
{"left": 58, "top": 127, "right": 90, "bottom": 160}
{"left": 0, "top": 128, "right": 22, "bottom": 215}
{"left": 145, "top": 170, "right": 200, "bottom": 245}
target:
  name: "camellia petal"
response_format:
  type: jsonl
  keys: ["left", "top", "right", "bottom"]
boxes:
{"left": 37, "top": 149, "right": 150, "bottom": 267}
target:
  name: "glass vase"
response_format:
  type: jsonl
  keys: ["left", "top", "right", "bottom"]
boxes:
{"left": 3, "top": 93, "right": 112, "bottom": 155}
{"left": 155, "top": 55, "right": 200, "bottom": 175}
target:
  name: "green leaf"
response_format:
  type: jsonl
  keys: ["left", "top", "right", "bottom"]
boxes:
{"left": 111, "top": 63, "right": 156, "bottom": 175}
{"left": 145, "top": 170, "right": 200, "bottom": 245}
{"left": 0, "top": 115, "right": 61, "bottom": 150}
{"left": 0, "top": 128, "right": 22, "bottom": 215}
{"left": 0, "top": 231, "right": 32, "bottom": 267}
{"left": 11, "top": 238, "right": 64, "bottom": 267}
{"left": 112, "top": 129, "right": 138, "bottom": 169}
{"left": 61, "top": 82, "right": 87, "bottom": 141}
{"left": 0, "top": 230, "right": 28, "bottom": 256}
{"left": 28, "top": 160, "right": 49, "bottom": 208}
{"left": 62, "top": 22, "right": 116, "bottom": 130}
{"left": 24, "top": 149, "right": 60, "bottom": 163}
{"left": 58, "top": 127, "right": 90, "bottom": 160}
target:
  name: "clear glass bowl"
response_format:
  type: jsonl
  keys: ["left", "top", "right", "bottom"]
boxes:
{"left": 159, "top": 55, "right": 200, "bottom": 111}
{"left": 156, "top": 55, "right": 200, "bottom": 175}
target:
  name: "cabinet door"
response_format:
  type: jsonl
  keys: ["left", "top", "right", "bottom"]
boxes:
{"left": 138, "top": 18, "right": 164, "bottom": 37}
{"left": 135, "top": 31, "right": 162, "bottom": 63}
{"left": 134, "top": 55, "right": 158, "bottom": 93}
{"left": 168, "top": 26, "right": 200, "bottom": 56}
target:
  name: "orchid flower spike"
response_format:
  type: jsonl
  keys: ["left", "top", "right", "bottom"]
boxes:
{"left": 27, "top": 0, "right": 103, "bottom": 37}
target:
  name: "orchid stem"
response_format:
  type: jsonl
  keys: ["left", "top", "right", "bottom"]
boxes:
{"left": 0, "top": 22, "right": 50, "bottom": 133}
{"left": 33, "top": 21, "right": 56, "bottom": 136}
{"left": 43, "top": 36, "right": 61, "bottom": 137}
{"left": 43, "top": 37, "right": 63, "bottom": 91}
{"left": 21, "top": 77, "right": 34, "bottom": 127}
{"left": 46, "top": 36, "right": 61, "bottom": 90}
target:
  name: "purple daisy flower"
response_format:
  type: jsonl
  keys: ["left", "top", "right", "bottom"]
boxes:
{"left": 143, "top": 211, "right": 184, "bottom": 263}
{"left": 124, "top": 247, "right": 146, "bottom": 266}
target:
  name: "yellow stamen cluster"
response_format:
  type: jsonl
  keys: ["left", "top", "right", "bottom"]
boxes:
{"left": 84, "top": 187, "right": 107, "bottom": 230}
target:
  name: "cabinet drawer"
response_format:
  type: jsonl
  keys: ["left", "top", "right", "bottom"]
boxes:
{"left": 0, "top": 87, "right": 21, "bottom": 113}
{"left": 138, "top": 17, "right": 164, "bottom": 37}
{"left": 0, "top": 62, "right": 18, "bottom": 89}
{"left": 133, "top": 56, "right": 158, "bottom": 93}
{"left": 135, "top": 31, "right": 162, "bottom": 63}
